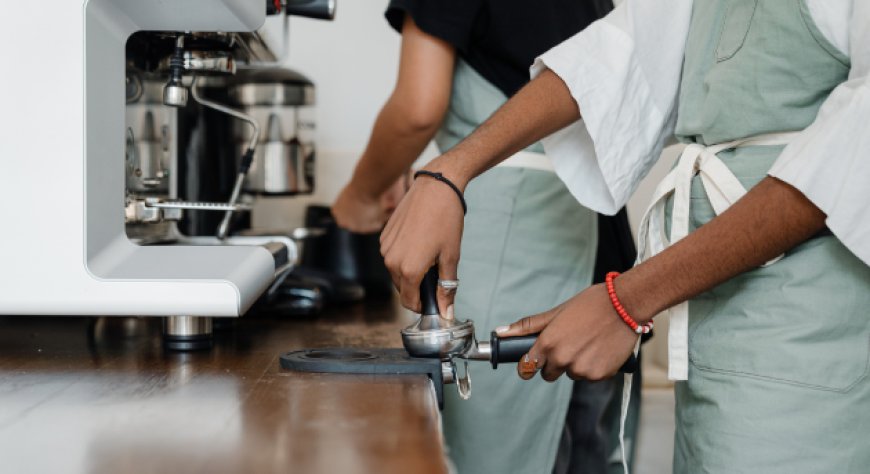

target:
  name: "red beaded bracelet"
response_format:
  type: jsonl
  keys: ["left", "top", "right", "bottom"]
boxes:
{"left": 605, "top": 271, "right": 653, "bottom": 335}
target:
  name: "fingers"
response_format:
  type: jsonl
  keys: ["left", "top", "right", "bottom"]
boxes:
{"left": 396, "top": 260, "right": 427, "bottom": 313}
{"left": 517, "top": 332, "right": 548, "bottom": 380}
{"left": 378, "top": 177, "right": 465, "bottom": 313}
{"left": 515, "top": 328, "right": 566, "bottom": 383}
{"left": 436, "top": 254, "right": 459, "bottom": 318}
{"left": 496, "top": 309, "right": 558, "bottom": 338}
{"left": 517, "top": 352, "right": 543, "bottom": 380}
{"left": 517, "top": 351, "right": 566, "bottom": 383}
{"left": 540, "top": 356, "right": 566, "bottom": 382}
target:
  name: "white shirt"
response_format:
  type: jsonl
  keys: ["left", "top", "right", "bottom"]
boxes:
{"left": 531, "top": 0, "right": 870, "bottom": 266}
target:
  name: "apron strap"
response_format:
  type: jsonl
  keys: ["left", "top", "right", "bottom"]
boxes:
{"left": 620, "top": 132, "right": 799, "bottom": 473}
{"left": 619, "top": 336, "right": 642, "bottom": 474}
{"left": 635, "top": 132, "right": 799, "bottom": 383}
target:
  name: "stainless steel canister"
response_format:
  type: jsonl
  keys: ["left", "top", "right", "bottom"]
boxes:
{"left": 230, "top": 68, "right": 316, "bottom": 195}
{"left": 125, "top": 72, "right": 172, "bottom": 195}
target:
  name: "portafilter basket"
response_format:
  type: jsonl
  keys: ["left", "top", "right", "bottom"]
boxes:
{"left": 400, "top": 267, "right": 475, "bottom": 360}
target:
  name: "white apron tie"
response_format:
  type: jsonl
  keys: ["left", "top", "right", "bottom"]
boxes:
{"left": 636, "top": 132, "right": 798, "bottom": 380}
{"left": 616, "top": 132, "right": 798, "bottom": 474}
{"left": 496, "top": 150, "right": 555, "bottom": 172}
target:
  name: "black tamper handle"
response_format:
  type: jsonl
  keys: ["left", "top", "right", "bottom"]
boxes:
{"left": 489, "top": 331, "right": 638, "bottom": 373}
{"left": 489, "top": 332, "right": 538, "bottom": 369}
{"left": 420, "top": 266, "right": 440, "bottom": 316}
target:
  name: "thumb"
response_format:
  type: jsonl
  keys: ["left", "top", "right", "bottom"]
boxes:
{"left": 495, "top": 309, "right": 557, "bottom": 337}
{"left": 436, "top": 253, "right": 459, "bottom": 319}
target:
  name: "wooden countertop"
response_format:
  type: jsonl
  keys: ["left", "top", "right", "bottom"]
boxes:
{"left": 0, "top": 300, "right": 449, "bottom": 474}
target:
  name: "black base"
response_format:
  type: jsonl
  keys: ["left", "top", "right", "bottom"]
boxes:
{"left": 280, "top": 348, "right": 445, "bottom": 408}
{"left": 164, "top": 334, "right": 213, "bottom": 351}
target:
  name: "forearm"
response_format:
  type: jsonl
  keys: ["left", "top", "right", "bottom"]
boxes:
{"left": 618, "top": 177, "right": 827, "bottom": 322}
{"left": 345, "top": 14, "right": 454, "bottom": 200}
{"left": 426, "top": 69, "right": 580, "bottom": 189}
{"left": 346, "top": 99, "right": 439, "bottom": 199}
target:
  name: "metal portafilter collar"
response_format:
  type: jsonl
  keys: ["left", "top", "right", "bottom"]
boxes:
{"left": 400, "top": 267, "right": 476, "bottom": 360}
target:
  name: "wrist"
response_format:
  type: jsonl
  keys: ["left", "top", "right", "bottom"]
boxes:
{"left": 343, "top": 179, "right": 381, "bottom": 204}
{"left": 610, "top": 270, "right": 664, "bottom": 325}
{"left": 605, "top": 272, "right": 654, "bottom": 334}
{"left": 424, "top": 152, "right": 473, "bottom": 192}
{"left": 413, "top": 170, "right": 467, "bottom": 215}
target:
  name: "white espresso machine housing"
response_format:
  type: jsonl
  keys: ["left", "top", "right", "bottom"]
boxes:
{"left": 0, "top": 0, "right": 333, "bottom": 348}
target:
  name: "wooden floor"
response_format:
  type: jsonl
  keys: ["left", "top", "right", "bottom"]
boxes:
{"left": 0, "top": 300, "right": 448, "bottom": 474}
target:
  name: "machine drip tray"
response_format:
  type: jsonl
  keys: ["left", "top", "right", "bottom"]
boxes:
{"left": 280, "top": 348, "right": 445, "bottom": 407}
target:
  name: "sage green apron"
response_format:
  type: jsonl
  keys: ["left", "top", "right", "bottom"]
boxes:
{"left": 669, "top": 1, "right": 870, "bottom": 472}
{"left": 435, "top": 60, "right": 599, "bottom": 474}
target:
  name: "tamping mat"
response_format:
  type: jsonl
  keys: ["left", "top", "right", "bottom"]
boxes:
{"left": 280, "top": 348, "right": 445, "bottom": 407}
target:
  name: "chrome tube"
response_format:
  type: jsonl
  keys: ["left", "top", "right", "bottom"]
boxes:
{"left": 190, "top": 77, "right": 261, "bottom": 239}
{"left": 191, "top": 77, "right": 260, "bottom": 153}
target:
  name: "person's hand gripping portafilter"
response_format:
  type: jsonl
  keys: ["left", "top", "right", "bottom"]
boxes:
{"left": 380, "top": 71, "right": 644, "bottom": 382}
{"left": 494, "top": 279, "right": 645, "bottom": 381}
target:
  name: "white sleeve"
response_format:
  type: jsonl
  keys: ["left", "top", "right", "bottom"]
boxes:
{"left": 529, "top": 0, "right": 692, "bottom": 215}
{"left": 769, "top": 3, "right": 870, "bottom": 265}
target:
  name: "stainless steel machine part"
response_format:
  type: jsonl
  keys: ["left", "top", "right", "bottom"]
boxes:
{"left": 190, "top": 77, "right": 261, "bottom": 239}
{"left": 163, "top": 85, "right": 189, "bottom": 108}
{"left": 231, "top": 68, "right": 316, "bottom": 195}
{"left": 233, "top": 73, "right": 315, "bottom": 107}
{"left": 164, "top": 316, "right": 213, "bottom": 351}
{"left": 171, "top": 50, "right": 237, "bottom": 75}
{"left": 125, "top": 199, "right": 252, "bottom": 225}
{"left": 191, "top": 77, "right": 261, "bottom": 158}
{"left": 165, "top": 315, "right": 213, "bottom": 336}
{"left": 163, "top": 36, "right": 189, "bottom": 107}
{"left": 218, "top": 173, "right": 249, "bottom": 239}
{"left": 144, "top": 200, "right": 253, "bottom": 212}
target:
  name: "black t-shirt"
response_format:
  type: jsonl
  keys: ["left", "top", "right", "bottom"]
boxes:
{"left": 386, "top": 0, "right": 611, "bottom": 98}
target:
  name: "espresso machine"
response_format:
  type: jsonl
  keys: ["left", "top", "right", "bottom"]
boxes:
{"left": 0, "top": 0, "right": 333, "bottom": 349}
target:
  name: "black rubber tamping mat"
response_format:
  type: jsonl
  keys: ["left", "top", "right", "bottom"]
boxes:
{"left": 280, "top": 348, "right": 446, "bottom": 408}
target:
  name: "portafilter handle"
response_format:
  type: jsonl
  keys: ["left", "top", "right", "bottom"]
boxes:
{"left": 420, "top": 266, "right": 440, "bottom": 316}
{"left": 488, "top": 331, "right": 639, "bottom": 374}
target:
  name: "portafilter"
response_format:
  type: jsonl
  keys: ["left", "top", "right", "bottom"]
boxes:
{"left": 401, "top": 266, "right": 639, "bottom": 399}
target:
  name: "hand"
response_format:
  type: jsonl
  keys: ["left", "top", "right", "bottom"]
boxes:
{"left": 498, "top": 284, "right": 639, "bottom": 382}
{"left": 332, "top": 182, "right": 394, "bottom": 234}
{"left": 380, "top": 171, "right": 465, "bottom": 314}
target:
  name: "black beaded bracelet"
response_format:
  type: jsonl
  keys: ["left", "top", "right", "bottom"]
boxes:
{"left": 413, "top": 170, "right": 468, "bottom": 215}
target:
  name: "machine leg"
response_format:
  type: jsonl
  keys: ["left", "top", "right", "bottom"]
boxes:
{"left": 164, "top": 316, "right": 213, "bottom": 351}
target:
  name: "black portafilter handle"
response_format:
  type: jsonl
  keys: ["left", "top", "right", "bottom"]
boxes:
{"left": 489, "top": 331, "right": 638, "bottom": 373}
{"left": 420, "top": 266, "right": 441, "bottom": 316}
